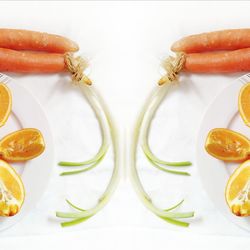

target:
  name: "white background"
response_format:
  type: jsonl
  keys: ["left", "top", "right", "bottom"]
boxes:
{"left": 1, "top": 0, "right": 250, "bottom": 249}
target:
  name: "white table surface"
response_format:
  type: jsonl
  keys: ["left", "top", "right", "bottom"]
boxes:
{"left": 1, "top": 0, "right": 250, "bottom": 249}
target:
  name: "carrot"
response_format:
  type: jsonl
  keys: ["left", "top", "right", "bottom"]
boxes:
{"left": 0, "top": 29, "right": 79, "bottom": 53}
{"left": 184, "top": 48, "right": 250, "bottom": 73}
{"left": 0, "top": 48, "right": 65, "bottom": 73}
{"left": 171, "top": 29, "right": 250, "bottom": 53}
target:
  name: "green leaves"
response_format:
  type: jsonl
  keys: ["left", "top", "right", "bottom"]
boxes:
{"left": 158, "top": 216, "right": 190, "bottom": 227}
{"left": 141, "top": 130, "right": 192, "bottom": 176}
{"left": 61, "top": 217, "right": 92, "bottom": 227}
{"left": 56, "top": 199, "right": 92, "bottom": 227}
{"left": 144, "top": 152, "right": 191, "bottom": 176}
{"left": 164, "top": 199, "right": 184, "bottom": 211}
{"left": 131, "top": 84, "right": 195, "bottom": 228}
{"left": 56, "top": 84, "right": 120, "bottom": 227}
{"left": 139, "top": 81, "right": 192, "bottom": 176}
{"left": 58, "top": 141, "right": 109, "bottom": 176}
{"left": 59, "top": 150, "right": 107, "bottom": 176}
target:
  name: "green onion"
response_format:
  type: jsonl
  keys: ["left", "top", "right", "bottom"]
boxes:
{"left": 58, "top": 143, "right": 108, "bottom": 167}
{"left": 60, "top": 152, "right": 106, "bottom": 176}
{"left": 65, "top": 199, "right": 86, "bottom": 211}
{"left": 140, "top": 83, "right": 192, "bottom": 173}
{"left": 142, "top": 144, "right": 192, "bottom": 167}
{"left": 58, "top": 78, "right": 110, "bottom": 173}
{"left": 164, "top": 199, "right": 184, "bottom": 212}
{"left": 158, "top": 216, "right": 189, "bottom": 227}
{"left": 61, "top": 216, "right": 92, "bottom": 227}
{"left": 56, "top": 83, "right": 120, "bottom": 227}
{"left": 130, "top": 83, "right": 194, "bottom": 227}
{"left": 145, "top": 154, "right": 190, "bottom": 176}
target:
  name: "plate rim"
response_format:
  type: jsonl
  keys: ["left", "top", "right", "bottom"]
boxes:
{"left": 195, "top": 73, "right": 250, "bottom": 233}
{"left": 0, "top": 73, "right": 55, "bottom": 232}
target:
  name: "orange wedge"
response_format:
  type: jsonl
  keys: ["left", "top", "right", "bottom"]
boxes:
{"left": 239, "top": 82, "right": 250, "bottom": 127}
{"left": 225, "top": 160, "right": 250, "bottom": 216}
{"left": 0, "top": 83, "right": 12, "bottom": 127}
{"left": 0, "top": 159, "right": 25, "bottom": 216}
{"left": 0, "top": 128, "right": 45, "bottom": 162}
{"left": 205, "top": 128, "right": 250, "bottom": 162}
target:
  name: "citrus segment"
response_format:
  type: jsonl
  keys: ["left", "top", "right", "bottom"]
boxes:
{"left": 0, "top": 83, "right": 12, "bottom": 127}
{"left": 205, "top": 128, "right": 250, "bottom": 162}
{"left": 0, "top": 159, "right": 24, "bottom": 216}
{"left": 0, "top": 128, "right": 45, "bottom": 161}
{"left": 225, "top": 160, "right": 250, "bottom": 216}
{"left": 239, "top": 82, "right": 250, "bottom": 127}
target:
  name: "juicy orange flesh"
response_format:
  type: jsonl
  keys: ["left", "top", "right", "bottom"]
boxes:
{"left": 0, "top": 129, "right": 45, "bottom": 160}
{"left": 0, "top": 166, "right": 22, "bottom": 201}
{"left": 206, "top": 129, "right": 250, "bottom": 159}
{"left": 0, "top": 160, "right": 24, "bottom": 216}
{"left": 0, "top": 83, "right": 11, "bottom": 126}
{"left": 228, "top": 167, "right": 250, "bottom": 201}
{"left": 239, "top": 83, "right": 250, "bottom": 125}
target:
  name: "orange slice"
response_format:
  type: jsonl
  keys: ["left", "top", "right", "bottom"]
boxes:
{"left": 0, "top": 83, "right": 12, "bottom": 127}
{"left": 205, "top": 128, "right": 250, "bottom": 162}
{"left": 225, "top": 160, "right": 250, "bottom": 216}
{"left": 0, "top": 128, "right": 45, "bottom": 161}
{"left": 0, "top": 160, "right": 25, "bottom": 216}
{"left": 239, "top": 82, "right": 250, "bottom": 127}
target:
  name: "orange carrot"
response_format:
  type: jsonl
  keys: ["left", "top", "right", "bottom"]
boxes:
{"left": 0, "top": 29, "right": 79, "bottom": 53}
{"left": 172, "top": 29, "right": 250, "bottom": 53}
{"left": 0, "top": 48, "right": 66, "bottom": 73}
{"left": 184, "top": 48, "right": 250, "bottom": 73}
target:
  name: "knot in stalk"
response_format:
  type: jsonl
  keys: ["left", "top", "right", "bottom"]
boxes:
{"left": 65, "top": 53, "right": 92, "bottom": 85}
{"left": 158, "top": 52, "right": 186, "bottom": 85}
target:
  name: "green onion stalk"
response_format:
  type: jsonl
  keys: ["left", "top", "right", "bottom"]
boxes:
{"left": 130, "top": 84, "right": 194, "bottom": 227}
{"left": 140, "top": 83, "right": 191, "bottom": 176}
{"left": 130, "top": 53, "right": 194, "bottom": 227}
{"left": 58, "top": 81, "right": 110, "bottom": 175}
{"left": 56, "top": 55, "right": 120, "bottom": 226}
{"left": 58, "top": 54, "right": 110, "bottom": 175}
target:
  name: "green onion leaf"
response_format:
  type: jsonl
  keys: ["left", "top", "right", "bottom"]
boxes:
{"left": 60, "top": 153, "right": 105, "bottom": 176}
{"left": 164, "top": 211, "right": 194, "bottom": 219}
{"left": 61, "top": 216, "right": 92, "bottom": 227}
{"left": 58, "top": 144, "right": 108, "bottom": 167}
{"left": 146, "top": 154, "right": 190, "bottom": 176}
{"left": 158, "top": 216, "right": 190, "bottom": 227}
{"left": 164, "top": 199, "right": 184, "bottom": 212}
{"left": 56, "top": 83, "right": 120, "bottom": 227}
{"left": 66, "top": 199, "right": 86, "bottom": 212}
{"left": 142, "top": 144, "right": 192, "bottom": 167}
{"left": 130, "top": 84, "right": 195, "bottom": 227}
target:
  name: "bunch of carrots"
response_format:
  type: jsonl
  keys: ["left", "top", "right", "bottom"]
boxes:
{"left": 1, "top": 28, "right": 250, "bottom": 74}
{"left": 171, "top": 29, "right": 250, "bottom": 73}
{"left": 0, "top": 28, "right": 79, "bottom": 73}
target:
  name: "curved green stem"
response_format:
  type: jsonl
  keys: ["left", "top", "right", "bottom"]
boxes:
{"left": 58, "top": 143, "right": 108, "bottom": 167}
{"left": 66, "top": 199, "right": 86, "bottom": 211}
{"left": 164, "top": 199, "right": 184, "bottom": 212}
{"left": 60, "top": 152, "right": 106, "bottom": 176}
{"left": 130, "top": 84, "right": 194, "bottom": 227}
{"left": 61, "top": 216, "right": 92, "bottom": 227}
{"left": 140, "top": 83, "right": 191, "bottom": 170}
{"left": 145, "top": 154, "right": 190, "bottom": 176}
{"left": 58, "top": 80, "right": 110, "bottom": 168}
{"left": 56, "top": 84, "right": 120, "bottom": 227}
{"left": 142, "top": 144, "right": 191, "bottom": 167}
{"left": 159, "top": 216, "right": 189, "bottom": 227}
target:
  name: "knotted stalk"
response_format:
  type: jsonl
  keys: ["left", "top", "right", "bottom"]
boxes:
{"left": 130, "top": 52, "right": 194, "bottom": 227}
{"left": 56, "top": 54, "right": 120, "bottom": 226}
{"left": 158, "top": 52, "right": 186, "bottom": 85}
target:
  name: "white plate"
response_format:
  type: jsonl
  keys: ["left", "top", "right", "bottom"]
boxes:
{"left": 0, "top": 73, "right": 54, "bottom": 231}
{"left": 196, "top": 73, "right": 250, "bottom": 232}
